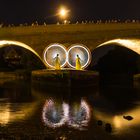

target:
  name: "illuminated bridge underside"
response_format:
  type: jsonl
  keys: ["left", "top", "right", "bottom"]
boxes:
{"left": 90, "top": 39, "right": 140, "bottom": 74}
{"left": 0, "top": 40, "right": 46, "bottom": 71}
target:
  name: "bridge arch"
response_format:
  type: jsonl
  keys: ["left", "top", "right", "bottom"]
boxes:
{"left": 90, "top": 39, "right": 140, "bottom": 74}
{"left": 0, "top": 40, "right": 46, "bottom": 71}
{"left": 89, "top": 39, "right": 140, "bottom": 86}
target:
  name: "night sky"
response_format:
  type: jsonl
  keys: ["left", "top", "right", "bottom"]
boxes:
{"left": 0, "top": 0, "right": 140, "bottom": 24}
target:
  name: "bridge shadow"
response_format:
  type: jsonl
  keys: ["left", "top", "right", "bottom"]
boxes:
{"left": 0, "top": 79, "right": 32, "bottom": 102}
{"left": 32, "top": 79, "right": 140, "bottom": 114}
{"left": 89, "top": 41, "right": 140, "bottom": 88}
{"left": 95, "top": 86, "right": 139, "bottom": 113}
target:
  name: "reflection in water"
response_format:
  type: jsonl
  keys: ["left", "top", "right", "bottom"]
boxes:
{"left": 0, "top": 78, "right": 39, "bottom": 126}
{"left": 113, "top": 106, "right": 140, "bottom": 130}
{"left": 42, "top": 99, "right": 91, "bottom": 130}
{"left": 0, "top": 102, "right": 39, "bottom": 126}
{"left": 42, "top": 99, "right": 69, "bottom": 128}
{"left": 1, "top": 76, "right": 140, "bottom": 139}
{"left": 0, "top": 103, "right": 10, "bottom": 125}
{"left": 94, "top": 107, "right": 140, "bottom": 135}
{"left": 68, "top": 100, "right": 91, "bottom": 130}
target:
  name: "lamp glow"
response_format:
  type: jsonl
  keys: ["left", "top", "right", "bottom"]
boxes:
{"left": 59, "top": 7, "right": 69, "bottom": 19}
{"left": 60, "top": 9, "right": 66, "bottom": 16}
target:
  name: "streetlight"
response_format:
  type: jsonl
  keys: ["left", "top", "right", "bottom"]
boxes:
{"left": 58, "top": 7, "right": 70, "bottom": 24}
{"left": 60, "top": 9, "right": 66, "bottom": 17}
{"left": 59, "top": 7, "right": 69, "bottom": 18}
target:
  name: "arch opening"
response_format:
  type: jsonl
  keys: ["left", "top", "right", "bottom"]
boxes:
{"left": 90, "top": 39, "right": 140, "bottom": 86}
{"left": 0, "top": 40, "right": 46, "bottom": 71}
{"left": 90, "top": 39, "right": 140, "bottom": 74}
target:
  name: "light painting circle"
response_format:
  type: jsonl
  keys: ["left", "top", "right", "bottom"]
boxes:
{"left": 43, "top": 43, "right": 67, "bottom": 69}
{"left": 67, "top": 44, "right": 91, "bottom": 69}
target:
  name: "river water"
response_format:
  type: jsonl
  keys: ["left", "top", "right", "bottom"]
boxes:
{"left": 0, "top": 77, "right": 140, "bottom": 140}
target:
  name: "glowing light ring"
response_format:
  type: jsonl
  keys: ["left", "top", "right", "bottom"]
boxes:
{"left": 43, "top": 44, "right": 67, "bottom": 69}
{"left": 67, "top": 44, "right": 91, "bottom": 69}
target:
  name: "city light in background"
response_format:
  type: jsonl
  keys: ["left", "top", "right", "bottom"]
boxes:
{"left": 0, "top": 0, "right": 139, "bottom": 25}
{"left": 59, "top": 8, "right": 67, "bottom": 18}
{"left": 58, "top": 7, "right": 70, "bottom": 19}
{"left": 57, "top": 6, "right": 70, "bottom": 24}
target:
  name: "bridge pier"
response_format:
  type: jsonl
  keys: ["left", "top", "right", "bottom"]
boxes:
{"left": 31, "top": 69, "right": 99, "bottom": 91}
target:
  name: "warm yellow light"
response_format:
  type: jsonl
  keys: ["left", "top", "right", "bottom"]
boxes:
{"left": 0, "top": 105, "right": 10, "bottom": 125}
{"left": 59, "top": 7, "right": 69, "bottom": 18}
{"left": 60, "top": 9, "right": 66, "bottom": 16}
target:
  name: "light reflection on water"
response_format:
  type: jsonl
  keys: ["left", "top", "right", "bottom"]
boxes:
{"left": 0, "top": 102, "right": 39, "bottom": 126}
{"left": 114, "top": 106, "right": 140, "bottom": 130}
{"left": 42, "top": 99, "right": 69, "bottom": 128}
{"left": 0, "top": 103, "right": 10, "bottom": 125}
{"left": 0, "top": 78, "right": 140, "bottom": 139}
{"left": 42, "top": 99, "right": 91, "bottom": 130}
{"left": 68, "top": 100, "right": 91, "bottom": 130}
{"left": 92, "top": 102, "right": 140, "bottom": 136}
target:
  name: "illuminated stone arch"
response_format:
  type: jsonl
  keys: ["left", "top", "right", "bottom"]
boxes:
{"left": 90, "top": 39, "right": 140, "bottom": 74}
{"left": 0, "top": 40, "right": 46, "bottom": 71}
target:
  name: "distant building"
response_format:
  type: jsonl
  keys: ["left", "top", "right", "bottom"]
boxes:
{"left": 4, "top": 48, "right": 22, "bottom": 67}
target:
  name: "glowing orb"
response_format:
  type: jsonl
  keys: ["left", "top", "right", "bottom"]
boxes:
{"left": 60, "top": 9, "right": 66, "bottom": 16}
{"left": 43, "top": 43, "right": 67, "bottom": 69}
{"left": 67, "top": 44, "right": 91, "bottom": 69}
{"left": 59, "top": 7, "right": 69, "bottom": 18}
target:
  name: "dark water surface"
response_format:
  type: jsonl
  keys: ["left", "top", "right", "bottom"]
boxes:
{"left": 0, "top": 78, "right": 140, "bottom": 140}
